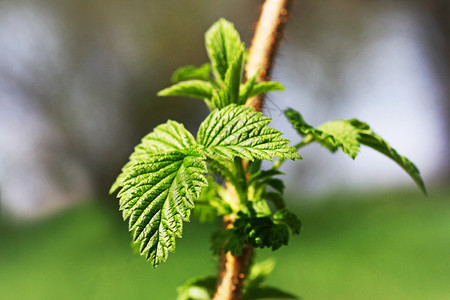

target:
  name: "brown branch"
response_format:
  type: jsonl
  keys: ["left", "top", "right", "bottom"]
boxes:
{"left": 212, "top": 1, "right": 293, "bottom": 299}
{"left": 245, "top": 0, "right": 293, "bottom": 112}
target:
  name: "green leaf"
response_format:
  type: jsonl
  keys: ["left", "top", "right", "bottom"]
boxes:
{"left": 177, "top": 275, "right": 216, "bottom": 300}
{"left": 264, "top": 191, "right": 286, "bottom": 209}
{"left": 264, "top": 178, "right": 285, "bottom": 193}
{"left": 198, "top": 105, "right": 301, "bottom": 161}
{"left": 248, "top": 159, "right": 263, "bottom": 175}
{"left": 318, "top": 120, "right": 361, "bottom": 159}
{"left": 205, "top": 18, "right": 244, "bottom": 82}
{"left": 349, "top": 119, "right": 427, "bottom": 194}
{"left": 112, "top": 121, "right": 208, "bottom": 267}
{"left": 273, "top": 208, "right": 302, "bottom": 235}
{"left": 248, "top": 81, "right": 285, "bottom": 98}
{"left": 220, "top": 46, "right": 245, "bottom": 108}
{"left": 171, "top": 63, "right": 211, "bottom": 83}
{"left": 246, "top": 217, "right": 290, "bottom": 251}
{"left": 243, "top": 286, "right": 299, "bottom": 300}
{"left": 158, "top": 80, "right": 214, "bottom": 100}
{"left": 249, "top": 169, "right": 284, "bottom": 185}
{"left": 285, "top": 108, "right": 361, "bottom": 158}
{"left": 250, "top": 198, "right": 272, "bottom": 217}
{"left": 284, "top": 108, "right": 317, "bottom": 137}
{"left": 205, "top": 157, "right": 236, "bottom": 183}
{"left": 285, "top": 108, "right": 426, "bottom": 194}
{"left": 118, "top": 148, "right": 207, "bottom": 267}
{"left": 239, "top": 73, "right": 258, "bottom": 105}
{"left": 110, "top": 121, "right": 198, "bottom": 194}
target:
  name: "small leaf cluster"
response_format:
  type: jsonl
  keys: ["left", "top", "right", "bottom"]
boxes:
{"left": 111, "top": 19, "right": 301, "bottom": 267}
{"left": 111, "top": 16, "right": 426, "bottom": 282}
{"left": 213, "top": 213, "right": 290, "bottom": 254}
{"left": 158, "top": 18, "right": 284, "bottom": 111}
{"left": 111, "top": 105, "right": 299, "bottom": 267}
{"left": 210, "top": 160, "right": 301, "bottom": 255}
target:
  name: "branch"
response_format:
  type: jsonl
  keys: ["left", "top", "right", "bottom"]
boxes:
{"left": 245, "top": 0, "right": 293, "bottom": 112}
{"left": 213, "top": 1, "right": 293, "bottom": 299}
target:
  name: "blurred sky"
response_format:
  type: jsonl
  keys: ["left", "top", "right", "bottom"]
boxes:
{"left": 0, "top": 0, "right": 448, "bottom": 219}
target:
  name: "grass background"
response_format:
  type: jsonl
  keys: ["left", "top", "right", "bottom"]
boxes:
{"left": 1, "top": 188, "right": 448, "bottom": 299}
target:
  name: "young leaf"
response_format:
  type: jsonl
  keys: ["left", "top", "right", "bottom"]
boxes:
{"left": 249, "top": 169, "right": 284, "bottom": 185}
{"left": 171, "top": 63, "right": 211, "bottom": 83}
{"left": 285, "top": 108, "right": 360, "bottom": 158}
{"left": 248, "top": 159, "right": 263, "bottom": 175}
{"left": 273, "top": 208, "right": 302, "bottom": 235}
{"left": 285, "top": 108, "right": 426, "bottom": 194}
{"left": 264, "top": 191, "right": 286, "bottom": 210}
{"left": 248, "top": 81, "right": 285, "bottom": 98}
{"left": 119, "top": 148, "right": 207, "bottom": 267}
{"left": 349, "top": 119, "right": 427, "bottom": 194}
{"left": 239, "top": 73, "right": 258, "bottom": 105}
{"left": 110, "top": 121, "right": 198, "bottom": 194}
{"left": 284, "top": 108, "right": 317, "bottom": 137}
{"left": 264, "top": 178, "right": 285, "bottom": 193}
{"left": 205, "top": 18, "right": 244, "bottom": 82}
{"left": 245, "top": 217, "right": 290, "bottom": 250}
{"left": 219, "top": 46, "right": 245, "bottom": 108}
{"left": 112, "top": 121, "right": 208, "bottom": 267}
{"left": 318, "top": 120, "right": 361, "bottom": 159}
{"left": 197, "top": 104, "right": 301, "bottom": 161}
{"left": 205, "top": 157, "right": 236, "bottom": 182}
{"left": 158, "top": 80, "right": 214, "bottom": 100}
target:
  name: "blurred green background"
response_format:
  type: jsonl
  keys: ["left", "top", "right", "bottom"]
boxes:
{"left": 1, "top": 189, "right": 449, "bottom": 299}
{"left": 1, "top": 0, "right": 449, "bottom": 299}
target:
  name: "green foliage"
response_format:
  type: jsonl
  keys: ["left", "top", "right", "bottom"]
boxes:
{"left": 284, "top": 108, "right": 360, "bottom": 157}
{"left": 198, "top": 104, "right": 301, "bottom": 161}
{"left": 112, "top": 105, "right": 299, "bottom": 266}
{"left": 318, "top": 120, "right": 361, "bottom": 158}
{"left": 171, "top": 64, "right": 211, "bottom": 83}
{"left": 249, "top": 81, "right": 285, "bottom": 98}
{"left": 246, "top": 216, "right": 290, "bottom": 250}
{"left": 111, "top": 17, "right": 426, "bottom": 297}
{"left": 285, "top": 108, "right": 426, "bottom": 194}
{"left": 351, "top": 119, "right": 427, "bottom": 194}
{"left": 205, "top": 18, "right": 244, "bottom": 83}
{"left": 113, "top": 122, "right": 208, "bottom": 267}
{"left": 158, "top": 19, "right": 285, "bottom": 111}
{"left": 273, "top": 208, "right": 302, "bottom": 235}
{"left": 157, "top": 80, "right": 214, "bottom": 100}
{"left": 212, "top": 211, "right": 295, "bottom": 255}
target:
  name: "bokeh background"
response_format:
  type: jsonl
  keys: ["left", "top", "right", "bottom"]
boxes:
{"left": 1, "top": 0, "right": 449, "bottom": 299}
